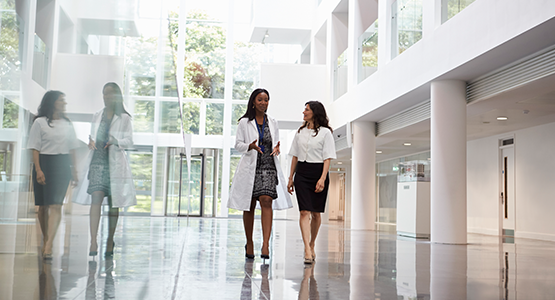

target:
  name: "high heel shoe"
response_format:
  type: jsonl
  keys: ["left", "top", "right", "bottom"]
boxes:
{"left": 89, "top": 251, "right": 98, "bottom": 256}
{"left": 104, "top": 242, "right": 115, "bottom": 257}
{"left": 245, "top": 245, "right": 255, "bottom": 259}
{"left": 261, "top": 246, "right": 270, "bottom": 260}
{"left": 303, "top": 256, "right": 313, "bottom": 265}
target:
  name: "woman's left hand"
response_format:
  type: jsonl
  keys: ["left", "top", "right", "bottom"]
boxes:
{"left": 271, "top": 141, "right": 280, "bottom": 156}
{"left": 315, "top": 178, "right": 325, "bottom": 193}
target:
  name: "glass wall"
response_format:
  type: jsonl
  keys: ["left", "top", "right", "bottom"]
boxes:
{"left": 391, "top": 0, "right": 423, "bottom": 58}
{"left": 358, "top": 19, "right": 378, "bottom": 83}
{"left": 0, "top": 0, "right": 22, "bottom": 92}
{"left": 443, "top": 0, "right": 476, "bottom": 22}
{"left": 334, "top": 50, "right": 348, "bottom": 100}
{"left": 376, "top": 151, "right": 430, "bottom": 224}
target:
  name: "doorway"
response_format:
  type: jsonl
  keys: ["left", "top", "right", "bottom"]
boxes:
{"left": 500, "top": 139, "right": 515, "bottom": 236}
{"left": 328, "top": 172, "right": 346, "bottom": 221}
{"left": 165, "top": 148, "right": 218, "bottom": 217}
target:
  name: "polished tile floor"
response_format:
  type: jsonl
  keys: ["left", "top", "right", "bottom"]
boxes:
{"left": 2, "top": 215, "right": 555, "bottom": 299}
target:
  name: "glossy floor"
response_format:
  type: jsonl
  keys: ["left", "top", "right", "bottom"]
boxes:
{"left": 2, "top": 215, "right": 555, "bottom": 299}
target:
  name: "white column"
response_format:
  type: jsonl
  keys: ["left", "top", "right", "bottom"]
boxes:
{"left": 430, "top": 80, "right": 467, "bottom": 244}
{"left": 351, "top": 121, "right": 376, "bottom": 230}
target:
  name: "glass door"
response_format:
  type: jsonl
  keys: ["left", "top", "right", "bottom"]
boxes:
{"left": 165, "top": 148, "right": 204, "bottom": 217}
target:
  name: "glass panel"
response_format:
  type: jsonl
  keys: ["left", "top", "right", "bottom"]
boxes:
{"left": 203, "top": 156, "right": 214, "bottom": 216}
{"left": 392, "top": 0, "right": 423, "bottom": 58}
{"left": 359, "top": 20, "right": 378, "bottom": 83}
{"left": 126, "top": 29, "right": 158, "bottom": 96}
{"left": 233, "top": 42, "right": 264, "bottom": 100}
{"left": 127, "top": 153, "right": 153, "bottom": 214}
{"left": 334, "top": 50, "right": 348, "bottom": 100}
{"left": 183, "top": 17, "right": 226, "bottom": 99}
{"left": 376, "top": 151, "right": 430, "bottom": 224}
{"left": 166, "top": 149, "right": 181, "bottom": 216}
{"left": 180, "top": 156, "right": 202, "bottom": 216}
{"left": 152, "top": 147, "right": 166, "bottom": 216}
{"left": 0, "top": 2, "right": 22, "bottom": 91}
{"left": 2, "top": 96, "right": 19, "bottom": 129}
{"left": 159, "top": 101, "right": 180, "bottom": 133}
{"left": 182, "top": 101, "right": 200, "bottom": 134}
{"left": 32, "top": 35, "right": 49, "bottom": 88}
{"left": 206, "top": 102, "right": 223, "bottom": 135}
{"left": 231, "top": 103, "right": 246, "bottom": 135}
{"left": 164, "top": 16, "right": 178, "bottom": 97}
{"left": 133, "top": 100, "right": 154, "bottom": 132}
{"left": 445, "top": 0, "right": 476, "bottom": 21}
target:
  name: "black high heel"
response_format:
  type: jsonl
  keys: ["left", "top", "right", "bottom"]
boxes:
{"left": 245, "top": 245, "right": 255, "bottom": 259}
{"left": 105, "top": 242, "right": 115, "bottom": 257}
{"left": 261, "top": 247, "right": 270, "bottom": 260}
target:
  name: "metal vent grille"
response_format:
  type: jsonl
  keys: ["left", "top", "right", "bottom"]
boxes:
{"left": 376, "top": 100, "right": 430, "bottom": 136}
{"left": 335, "top": 136, "right": 349, "bottom": 152}
{"left": 467, "top": 47, "right": 555, "bottom": 103}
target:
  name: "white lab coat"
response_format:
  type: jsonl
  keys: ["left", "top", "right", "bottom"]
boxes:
{"left": 73, "top": 109, "right": 137, "bottom": 208}
{"left": 228, "top": 115, "right": 292, "bottom": 211}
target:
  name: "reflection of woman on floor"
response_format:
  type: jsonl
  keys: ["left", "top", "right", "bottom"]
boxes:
{"left": 74, "top": 82, "right": 136, "bottom": 257}
{"left": 298, "top": 265, "right": 319, "bottom": 300}
{"left": 28, "top": 91, "right": 79, "bottom": 260}
{"left": 39, "top": 261, "right": 58, "bottom": 300}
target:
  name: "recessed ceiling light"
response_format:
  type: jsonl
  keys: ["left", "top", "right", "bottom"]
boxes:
{"left": 337, "top": 162, "right": 343, "bottom": 165}
{"left": 403, "top": 143, "right": 411, "bottom": 146}
{"left": 376, "top": 150, "right": 383, "bottom": 154}
{"left": 497, "top": 116, "right": 508, "bottom": 121}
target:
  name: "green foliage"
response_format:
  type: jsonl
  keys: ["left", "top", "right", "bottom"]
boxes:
{"left": 133, "top": 100, "right": 154, "bottom": 132}
{"left": 231, "top": 103, "right": 246, "bottom": 135}
{"left": 397, "top": 0, "right": 423, "bottom": 54}
{"left": 167, "top": 9, "right": 226, "bottom": 99}
{"left": 233, "top": 42, "right": 264, "bottom": 100}
{"left": 447, "top": 0, "right": 475, "bottom": 20}
{"left": 126, "top": 36, "right": 157, "bottom": 96}
{"left": 361, "top": 22, "right": 378, "bottom": 68}
{"left": 0, "top": 4, "right": 21, "bottom": 91}
{"left": 159, "top": 101, "right": 200, "bottom": 134}
{"left": 206, "top": 103, "right": 223, "bottom": 135}
{"left": 2, "top": 98, "right": 19, "bottom": 128}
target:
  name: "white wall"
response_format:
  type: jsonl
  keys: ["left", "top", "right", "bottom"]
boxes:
{"left": 467, "top": 121, "right": 555, "bottom": 241}
{"left": 260, "top": 64, "right": 329, "bottom": 124}
{"left": 50, "top": 54, "right": 124, "bottom": 114}
{"left": 329, "top": 0, "right": 555, "bottom": 128}
{"left": 252, "top": 0, "right": 313, "bottom": 31}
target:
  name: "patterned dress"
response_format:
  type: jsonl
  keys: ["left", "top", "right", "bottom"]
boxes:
{"left": 87, "top": 113, "right": 112, "bottom": 196}
{"left": 252, "top": 118, "right": 278, "bottom": 200}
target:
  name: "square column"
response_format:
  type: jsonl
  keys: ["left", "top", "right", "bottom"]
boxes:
{"left": 430, "top": 80, "right": 467, "bottom": 244}
{"left": 351, "top": 121, "right": 376, "bottom": 230}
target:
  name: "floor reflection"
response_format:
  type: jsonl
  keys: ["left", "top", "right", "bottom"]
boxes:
{"left": 298, "top": 264, "right": 319, "bottom": 300}
{"left": 3, "top": 216, "right": 555, "bottom": 299}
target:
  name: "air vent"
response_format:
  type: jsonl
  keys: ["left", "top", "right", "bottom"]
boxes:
{"left": 376, "top": 101, "right": 430, "bottom": 136}
{"left": 502, "top": 138, "right": 514, "bottom": 146}
{"left": 467, "top": 46, "right": 555, "bottom": 104}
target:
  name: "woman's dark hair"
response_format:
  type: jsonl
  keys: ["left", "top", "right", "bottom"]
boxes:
{"left": 104, "top": 82, "right": 130, "bottom": 116}
{"left": 35, "top": 90, "right": 70, "bottom": 126}
{"left": 298, "top": 100, "right": 333, "bottom": 136}
{"left": 237, "top": 88, "right": 270, "bottom": 122}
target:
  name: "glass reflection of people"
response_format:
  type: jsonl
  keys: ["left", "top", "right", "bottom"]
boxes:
{"left": 39, "top": 261, "right": 58, "bottom": 300}
{"left": 287, "top": 101, "right": 336, "bottom": 264}
{"left": 85, "top": 259, "right": 116, "bottom": 300}
{"left": 28, "top": 91, "right": 79, "bottom": 260}
{"left": 228, "top": 88, "right": 292, "bottom": 260}
{"left": 298, "top": 265, "right": 319, "bottom": 300}
{"left": 86, "top": 82, "right": 136, "bottom": 257}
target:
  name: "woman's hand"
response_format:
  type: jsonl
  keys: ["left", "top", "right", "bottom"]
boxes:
{"left": 315, "top": 178, "right": 325, "bottom": 193}
{"left": 248, "top": 140, "right": 263, "bottom": 154}
{"left": 88, "top": 137, "right": 97, "bottom": 150}
{"left": 287, "top": 178, "right": 294, "bottom": 194}
{"left": 36, "top": 170, "right": 46, "bottom": 185}
{"left": 271, "top": 141, "right": 280, "bottom": 156}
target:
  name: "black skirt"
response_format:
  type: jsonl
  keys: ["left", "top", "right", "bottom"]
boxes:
{"left": 294, "top": 162, "right": 329, "bottom": 212}
{"left": 33, "top": 154, "right": 71, "bottom": 206}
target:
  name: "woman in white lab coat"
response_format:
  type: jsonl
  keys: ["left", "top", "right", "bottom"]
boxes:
{"left": 228, "top": 88, "right": 292, "bottom": 260}
{"left": 74, "top": 82, "right": 136, "bottom": 257}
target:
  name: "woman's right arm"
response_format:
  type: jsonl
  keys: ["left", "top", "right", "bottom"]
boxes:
{"left": 287, "top": 156, "right": 298, "bottom": 194}
{"left": 33, "top": 150, "right": 45, "bottom": 185}
{"left": 235, "top": 119, "right": 261, "bottom": 153}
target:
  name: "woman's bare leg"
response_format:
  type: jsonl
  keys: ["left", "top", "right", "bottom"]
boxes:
{"left": 106, "top": 202, "right": 119, "bottom": 252}
{"left": 243, "top": 198, "right": 256, "bottom": 255}
{"left": 37, "top": 206, "right": 48, "bottom": 253}
{"left": 259, "top": 196, "right": 273, "bottom": 256}
{"left": 299, "top": 210, "right": 312, "bottom": 259}
{"left": 89, "top": 191, "right": 105, "bottom": 252}
{"left": 43, "top": 204, "right": 62, "bottom": 255}
{"left": 309, "top": 212, "right": 321, "bottom": 259}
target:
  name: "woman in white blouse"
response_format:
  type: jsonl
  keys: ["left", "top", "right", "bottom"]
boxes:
{"left": 28, "top": 91, "right": 79, "bottom": 260}
{"left": 287, "top": 101, "right": 336, "bottom": 264}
